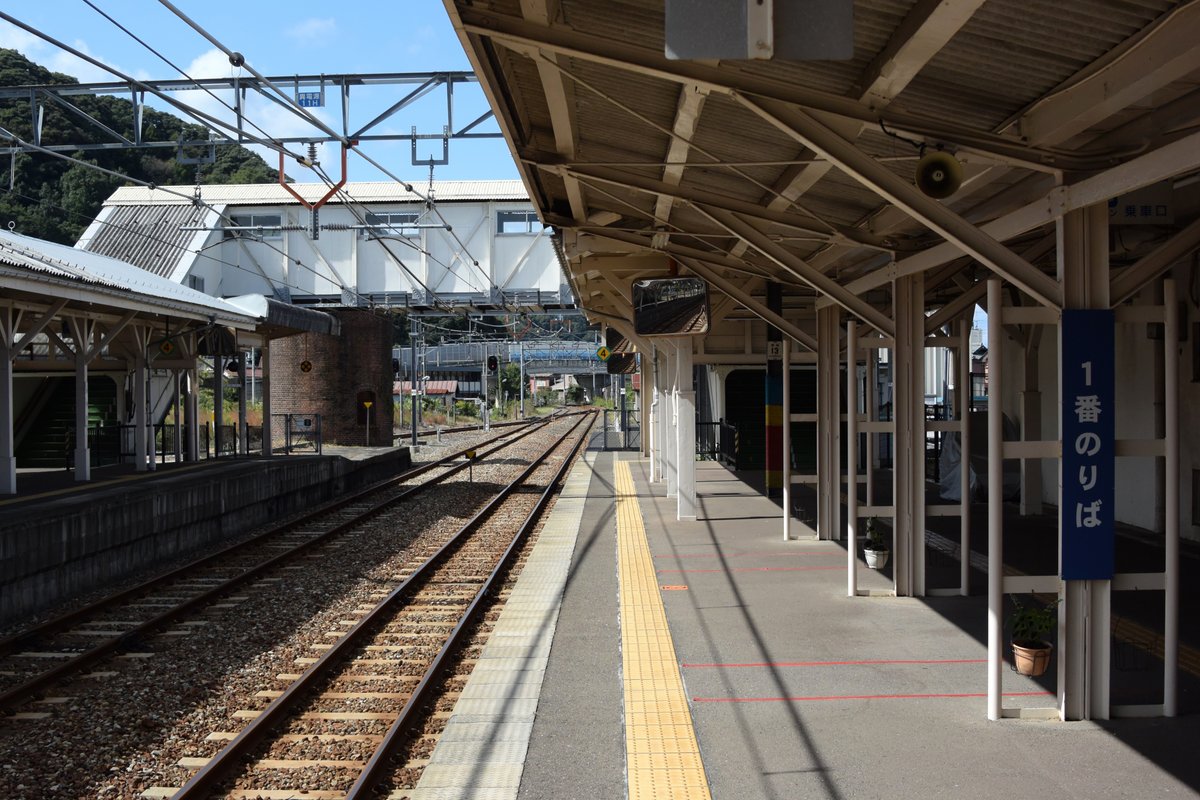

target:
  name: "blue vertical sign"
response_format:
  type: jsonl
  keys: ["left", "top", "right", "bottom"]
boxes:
{"left": 1061, "top": 309, "right": 1115, "bottom": 580}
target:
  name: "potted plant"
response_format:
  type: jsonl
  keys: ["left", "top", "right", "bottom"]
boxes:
{"left": 863, "top": 517, "right": 889, "bottom": 569}
{"left": 1009, "top": 597, "right": 1059, "bottom": 677}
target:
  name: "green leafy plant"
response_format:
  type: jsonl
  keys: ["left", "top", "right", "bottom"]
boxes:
{"left": 1009, "top": 597, "right": 1059, "bottom": 646}
{"left": 865, "top": 517, "right": 888, "bottom": 552}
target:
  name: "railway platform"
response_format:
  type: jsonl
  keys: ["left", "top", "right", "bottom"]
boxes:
{"left": 413, "top": 449, "right": 1200, "bottom": 800}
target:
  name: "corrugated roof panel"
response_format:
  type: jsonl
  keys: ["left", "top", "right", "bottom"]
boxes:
{"left": 893, "top": 0, "right": 1175, "bottom": 131}
{"left": 84, "top": 204, "right": 214, "bottom": 277}
{"left": 104, "top": 180, "right": 532, "bottom": 206}
{"left": 0, "top": 230, "right": 256, "bottom": 319}
{"left": 561, "top": 0, "right": 665, "bottom": 51}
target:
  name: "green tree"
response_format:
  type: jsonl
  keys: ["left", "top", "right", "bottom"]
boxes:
{"left": 0, "top": 49, "right": 277, "bottom": 245}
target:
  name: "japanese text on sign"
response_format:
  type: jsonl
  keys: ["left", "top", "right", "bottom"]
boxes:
{"left": 1060, "top": 310, "right": 1115, "bottom": 580}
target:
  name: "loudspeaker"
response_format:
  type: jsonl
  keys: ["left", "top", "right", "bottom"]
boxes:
{"left": 915, "top": 151, "right": 963, "bottom": 199}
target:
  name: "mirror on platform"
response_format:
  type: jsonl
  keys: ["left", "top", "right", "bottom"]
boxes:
{"left": 632, "top": 277, "right": 709, "bottom": 336}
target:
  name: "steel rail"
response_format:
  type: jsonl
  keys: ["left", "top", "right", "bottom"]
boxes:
{"left": 171, "top": 412, "right": 594, "bottom": 799}
{"left": 347, "top": 411, "right": 596, "bottom": 798}
{"left": 0, "top": 418, "right": 545, "bottom": 656}
{"left": 0, "top": 419, "right": 553, "bottom": 713}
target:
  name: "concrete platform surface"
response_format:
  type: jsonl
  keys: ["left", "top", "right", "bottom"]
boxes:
{"left": 478, "top": 452, "right": 1200, "bottom": 799}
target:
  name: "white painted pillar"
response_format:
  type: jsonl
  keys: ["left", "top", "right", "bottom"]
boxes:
{"left": 959, "top": 318, "right": 972, "bottom": 596}
{"left": 987, "top": 279, "right": 1004, "bottom": 721}
{"left": 866, "top": 348, "right": 877, "bottom": 507}
{"left": 238, "top": 351, "right": 249, "bottom": 456}
{"left": 846, "top": 320, "right": 858, "bottom": 596}
{"left": 187, "top": 365, "right": 200, "bottom": 461}
{"left": 677, "top": 341, "right": 697, "bottom": 521}
{"left": 71, "top": 325, "right": 91, "bottom": 481}
{"left": 133, "top": 347, "right": 149, "bottom": 472}
{"left": 667, "top": 344, "right": 679, "bottom": 498}
{"left": 1059, "top": 203, "right": 1111, "bottom": 722}
{"left": 816, "top": 306, "right": 840, "bottom": 540}
{"left": 261, "top": 343, "right": 272, "bottom": 457}
{"left": 1164, "top": 278, "right": 1179, "bottom": 716}
{"left": 781, "top": 335, "right": 792, "bottom": 540}
{"left": 172, "top": 370, "right": 182, "bottom": 463}
{"left": 649, "top": 346, "right": 659, "bottom": 482}
{"left": 213, "top": 357, "right": 224, "bottom": 459}
{"left": 0, "top": 338, "right": 14, "bottom": 495}
{"left": 894, "top": 273, "right": 926, "bottom": 596}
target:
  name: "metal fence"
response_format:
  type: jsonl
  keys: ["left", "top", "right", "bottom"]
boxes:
{"left": 269, "top": 413, "right": 323, "bottom": 455}
{"left": 697, "top": 420, "right": 738, "bottom": 465}
{"left": 600, "top": 408, "right": 641, "bottom": 450}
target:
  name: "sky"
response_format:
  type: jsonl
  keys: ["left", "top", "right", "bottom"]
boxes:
{"left": 0, "top": 0, "right": 519, "bottom": 183}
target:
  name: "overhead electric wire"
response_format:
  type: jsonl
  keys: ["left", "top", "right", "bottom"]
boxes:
{"left": 0, "top": 186, "right": 322, "bottom": 301}
{"left": 77, "top": 0, "right": 286, "bottom": 153}
{"left": 0, "top": 10, "right": 310, "bottom": 165}
{"left": 155, "top": 0, "right": 495, "bottom": 285}
{"left": 0, "top": 131, "right": 379, "bottom": 306}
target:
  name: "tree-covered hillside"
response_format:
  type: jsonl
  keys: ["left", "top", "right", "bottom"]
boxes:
{"left": 0, "top": 49, "right": 277, "bottom": 244}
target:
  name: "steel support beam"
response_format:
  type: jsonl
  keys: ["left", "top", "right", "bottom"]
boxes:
{"left": 703, "top": 208, "right": 896, "bottom": 335}
{"left": 1110, "top": 216, "right": 1200, "bottom": 307}
{"left": 676, "top": 341, "right": 697, "bottom": 521}
{"left": 737, "top": 96, "right": 1063, "bottom": 310}
{"left": 681, "top": 259, "right": 817, "bottom": 351}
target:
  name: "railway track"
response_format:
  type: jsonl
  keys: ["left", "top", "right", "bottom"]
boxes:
{"left": 0, "top": 414, "right": 571, "bottom": 715}
{"left": 157, "top": 410, "right": 595, "bottom": 798}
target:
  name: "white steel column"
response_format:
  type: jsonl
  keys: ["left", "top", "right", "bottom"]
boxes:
{"left": 649, "top": 346, "right": 659, "bottom": 482}
{"left": 847, "top": 320, "right": 858, "bottom": 596}
{"left": 816, "top": 306, "right": 840, "bottom": 540}
{"left": 1164, "top": 278, "right": 1179, "bottom": 716}
{"left": 866, "top": 348, "right": 877, "bottom": 507}
{"left": 894, "top": 273, "right": 926, "bottom": 596}
{"left": 677, "top": 340, "right": 697, "bottom": 521}
{"left": 133, "top": 329, "right": 149, "bottom": 473}
{"left": 172, "top": 370, "right": 182, "bottom": 463}
{"left": 0, "top": 305, "right": 16, "bottom": 494}
{"left": 959, "top": 318, "right": 972, "bottom": 596}
{"left": 261, "top": 343, "right": 272, "bottom": 458}
{"left": 187, "top": 364, "right": 200, "bottom": 461}
{"left": 69, "top": 317, "right": 92, "bottom": 481}
{"left": 665, "top": 345, "right": 678, "bottom": 498}
{"left": 1059, "top": 203, "right": 1111, "bottom": 721}
{"left": 987, "top": 279, "right": 1004, "bottom": 721}
{"left": 0, "top": 335, "right": 13, "bottom": 495}
{"left": 213, "top": 357, "right": 224, "bottom": 459}
{"left": 782, "top": 336, "right": 792, "bottom": 540}
{"left": 238, "top": 351, "right": 249, "bottom": 456}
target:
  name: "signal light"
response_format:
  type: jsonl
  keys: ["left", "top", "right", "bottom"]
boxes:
{"left": 487, "top": 355, "right": 499, "bottom": 373}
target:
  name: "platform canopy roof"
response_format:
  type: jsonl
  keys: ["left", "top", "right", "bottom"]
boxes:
{"left": 0, "top": 230, "right": 339, "bottom": 352}
{"left": 443, "top": 0, "right": 1200, "bottom": 343}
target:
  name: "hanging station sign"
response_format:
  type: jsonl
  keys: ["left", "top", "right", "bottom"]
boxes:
{"left": 1060, "top": 309, "right": 1115, "bottom": 580}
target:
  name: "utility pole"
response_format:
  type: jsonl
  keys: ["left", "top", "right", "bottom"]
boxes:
{"left": 519, "top": 340, "right": 526, "bottom": 418}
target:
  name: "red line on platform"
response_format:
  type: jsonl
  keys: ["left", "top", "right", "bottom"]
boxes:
{"left": 682, "top": 658, "right": 988, "bottom": 668}
{"left": 656, "top": 566, "right": 846, "bottom": 574}
{"left": 692, "top": 691, "right": 1052, "bottom": 703}
{"left": 652, "top": 550, "right": 844, "bottom": 560}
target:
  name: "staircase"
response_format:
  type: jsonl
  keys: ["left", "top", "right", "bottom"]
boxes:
{"left": 16, "top": 377, "right": 119, "bottom": 468}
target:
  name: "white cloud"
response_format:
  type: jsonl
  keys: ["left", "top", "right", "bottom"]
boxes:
{"left": 285, "top": 18, "right": 336, "bottom": 45}
{"left": 0, "top": 22, "right": 129, "bottom": 83}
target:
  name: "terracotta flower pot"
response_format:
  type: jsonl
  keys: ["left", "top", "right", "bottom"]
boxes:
{"left": 1012, "top": 641, "right": 1053, "bottom": 676}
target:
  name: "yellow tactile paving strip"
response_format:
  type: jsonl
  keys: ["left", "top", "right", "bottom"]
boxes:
{"left": 615, "top": 459, "right": 712, "bottom": 800}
